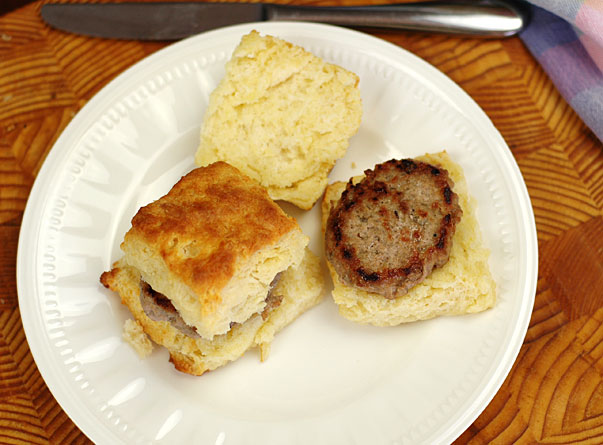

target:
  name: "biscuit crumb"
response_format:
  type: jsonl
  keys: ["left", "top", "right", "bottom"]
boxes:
{"left": 123, "top": 319, "right": 153, "bottom": 358}
{"left": 259, "top": 342, "right": 270, "bottom": 362}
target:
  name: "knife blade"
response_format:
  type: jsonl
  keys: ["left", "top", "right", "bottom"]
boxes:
{"left": 40, "top": 1, "right": 528, "bottom": 41}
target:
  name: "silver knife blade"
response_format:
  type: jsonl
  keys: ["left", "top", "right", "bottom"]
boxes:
{"left": 40, "top": 1, "right": 528, "bottom": 41}
{"left": 41, "top": 2, "right": 266, "bottom": 40}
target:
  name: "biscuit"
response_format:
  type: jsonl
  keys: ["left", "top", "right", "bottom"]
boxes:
{"left": 195, "top": 30, "right": 362, "bottom": 210}
{"left": 321, "top": 151, "right": 496, "bottom": 325}
{"left": 120, "top": 161, "right": 308, "bottom": 340}
{"left": 101, "top": 249, "right": 324, "bottom": 375}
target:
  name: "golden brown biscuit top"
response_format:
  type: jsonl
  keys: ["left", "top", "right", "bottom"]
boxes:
{"left": 123, "top": 161, "right": 298, "bottom": 296}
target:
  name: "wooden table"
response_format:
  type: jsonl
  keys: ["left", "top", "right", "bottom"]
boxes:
{"left": 1, "top": 1, "right": 602, "bottom": 443}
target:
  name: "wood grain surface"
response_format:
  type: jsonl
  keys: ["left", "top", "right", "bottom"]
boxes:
{"left": 1, "top": 1, "right": 602, "bottom": 444}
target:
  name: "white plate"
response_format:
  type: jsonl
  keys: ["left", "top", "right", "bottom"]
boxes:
{"left": 17, "top": 22, "right": 537, "bottom": 445}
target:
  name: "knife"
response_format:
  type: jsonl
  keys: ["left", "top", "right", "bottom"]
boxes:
{"left": 40, "top": 1, "right": 528, "bottom": 41}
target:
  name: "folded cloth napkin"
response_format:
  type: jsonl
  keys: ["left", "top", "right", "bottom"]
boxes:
{"left": 520, "top": 0, "right": 603, "bottom": 142}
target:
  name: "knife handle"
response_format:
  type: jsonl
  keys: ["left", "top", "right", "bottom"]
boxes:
{"left": 265, "top": 1, "right": 527, "bottom": 37}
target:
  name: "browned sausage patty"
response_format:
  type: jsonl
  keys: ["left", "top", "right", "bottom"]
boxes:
{"left": 138, "top": 272, "right": 284, "bottom": 337}
{"left": 325, "top": 158, "right": 462, "bottom": 298}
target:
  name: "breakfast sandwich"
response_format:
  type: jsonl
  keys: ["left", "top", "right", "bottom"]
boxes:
{"left": 101, "top": 161, "right": 324, "bottom": 375}
{"left": 321, "top": 151, "right": 496, "bottom": 326}
{"left": 195, "top": 30, "right": 362, "bottom": 210}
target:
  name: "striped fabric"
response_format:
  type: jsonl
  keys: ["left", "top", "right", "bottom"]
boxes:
{"left": 520, "top": 0, "right": 603, "bottom": 142}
